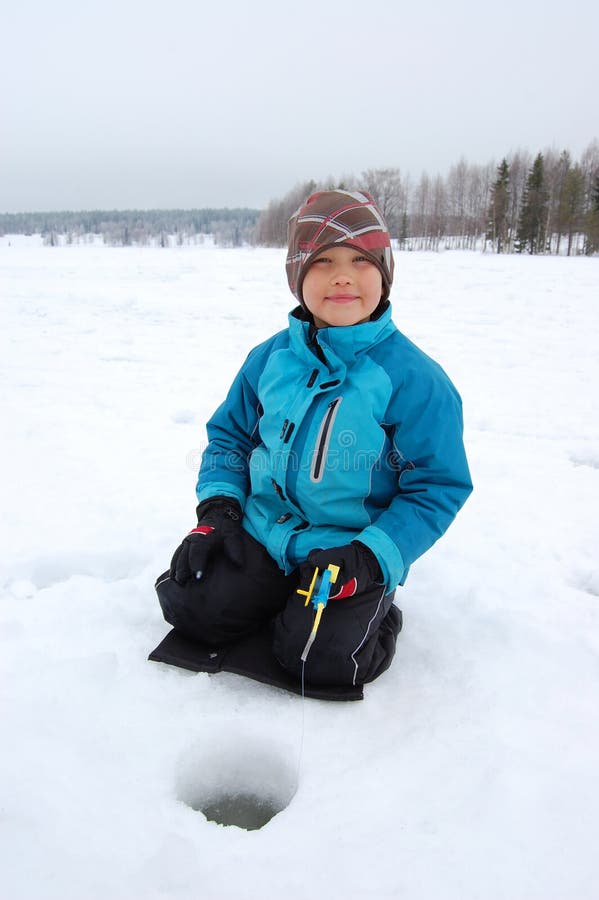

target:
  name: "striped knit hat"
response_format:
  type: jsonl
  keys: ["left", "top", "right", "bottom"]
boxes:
{"left": 286, "top": 189, "right": 394, "bottom": 305}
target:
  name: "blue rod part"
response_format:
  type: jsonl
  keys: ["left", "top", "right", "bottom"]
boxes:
{"left": 311, "top": 569, "right": 332, "bottom": 610}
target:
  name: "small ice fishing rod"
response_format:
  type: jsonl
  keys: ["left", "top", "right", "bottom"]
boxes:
{"left": 293, "top": 563, "right": 340, "bottom": 785}
{"left": 297, "top": 564, "right": 340, "bottom": 662}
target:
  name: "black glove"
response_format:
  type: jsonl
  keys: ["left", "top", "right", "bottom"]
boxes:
{"left": 298, "top": 541, "right": 384, "bottom": 599}
{"left": 169, "top": 497, "right": 244, "bottom": 585}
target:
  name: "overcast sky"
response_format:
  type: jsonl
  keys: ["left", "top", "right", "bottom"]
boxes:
{"left": 2, "top": 0, "right": 598, "bottom": 212}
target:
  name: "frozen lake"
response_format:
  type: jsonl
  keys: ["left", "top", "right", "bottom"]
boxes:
{"left": 1, "top": 238, "right": 598, "bottom": 899}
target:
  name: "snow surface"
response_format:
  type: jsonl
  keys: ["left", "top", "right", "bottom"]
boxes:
{"left": 1, "top": 237, "right": 598, "bottom": 900}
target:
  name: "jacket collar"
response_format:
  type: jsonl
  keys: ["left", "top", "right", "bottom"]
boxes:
{"left": 289, "top": 304, "right": 396, "bottom": 368}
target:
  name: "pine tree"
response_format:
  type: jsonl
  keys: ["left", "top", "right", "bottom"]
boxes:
{"left": 551, "top": 150, "right": 571, "bottom": 254}
{"left": 515, "top": 153, "right": 549, "bottom": 254}
{"left": 584, "top": 173, "right": 599, "bottom": 255}
{"left": 560, "top": 164, "right": 585, "bottom": 255}
{"left": 399, "top": 210, "right": 409, "bottom": 250}
{"left": 487, "top": 158, "right": 510, "bottom": 253}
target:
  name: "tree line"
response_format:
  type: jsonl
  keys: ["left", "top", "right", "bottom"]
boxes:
{"left": 2, "top": 139, "right": 598, "bottom": 254}
{"left": 255, "top": 140, "right": 599, "bottom": 256}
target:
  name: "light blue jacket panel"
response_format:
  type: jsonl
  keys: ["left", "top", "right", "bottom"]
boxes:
{"left": 196, "top": 306, "right": 472, "bottom": 589}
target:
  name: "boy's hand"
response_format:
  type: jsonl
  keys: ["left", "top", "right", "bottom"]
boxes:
{"left": 298, "top": 541, "right": 384, "bottom": 599}
{"left": 169, "top": 498, "right": 244, "bottom": 584}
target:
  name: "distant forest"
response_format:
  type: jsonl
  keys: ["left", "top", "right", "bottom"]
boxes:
{"left": 0, "top": 208, "right": 260, "bottom": 249}
{"left": 2, "top": 140, "right": 598, "bottom": 255}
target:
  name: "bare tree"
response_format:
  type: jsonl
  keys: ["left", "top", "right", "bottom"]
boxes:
{"left": 254, "top": 180, "right": 318, "bottom": 247}
{"left": 361, "top": 167, "right": 403, "bottom": 236}
{"left": 446, "top": 158, "right": 469, "bottom": 247}
{"left": 469, "top": 161, "right": 495, "bottom": 249}
{"left": 411, "top": 172, "right": 431, "bottom": 249}
{"left": 430, "top": 175, "right": 447, "bottom": 250}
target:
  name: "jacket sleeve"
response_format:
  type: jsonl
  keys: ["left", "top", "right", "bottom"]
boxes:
{"left": 195, "top": 348, "right": 264, "bottom": 509}
{"left": 358, "top": 363, "right": 473, "bottom": 589}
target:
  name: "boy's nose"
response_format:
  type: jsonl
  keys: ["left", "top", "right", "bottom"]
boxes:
{"left": 331, "top": 268, "right": 352, "bottom": 284}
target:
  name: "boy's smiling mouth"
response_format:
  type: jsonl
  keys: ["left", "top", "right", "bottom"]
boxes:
{"left": 326, "top": 293, "right": 359, "bottom": 303}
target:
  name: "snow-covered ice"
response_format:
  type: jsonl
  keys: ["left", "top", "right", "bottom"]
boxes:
{"left": 1, "top": 237, "right": 598, "bottom": 899}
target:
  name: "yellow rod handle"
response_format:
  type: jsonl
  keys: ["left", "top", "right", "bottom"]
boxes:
{"left": 297, "top": 567, "right": 320, "bottom": 607}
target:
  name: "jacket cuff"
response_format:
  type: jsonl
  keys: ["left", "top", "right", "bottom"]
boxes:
{"left": 196, "top": 481, "right": 246, "bottom": 509}
{"left": 356, "top": 525, "right": 406, "bottom": 590}
{"left": 352, "top": 540, "right": 384, "bottom": 583}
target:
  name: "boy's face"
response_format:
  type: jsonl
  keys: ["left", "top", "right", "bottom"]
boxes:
{"left": 301, "top": 245, "right": 383, "bottom": 328}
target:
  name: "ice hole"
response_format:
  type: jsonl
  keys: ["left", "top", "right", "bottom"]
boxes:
{"left": 176, "top": 734, "right": 297, "bottom": 831}
{"left": 199, "top": 792, "right": 283, "bottom": 831}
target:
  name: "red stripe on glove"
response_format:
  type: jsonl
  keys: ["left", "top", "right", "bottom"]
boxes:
{"left": 329, "top": 577, "right": 358, "bottom": 600}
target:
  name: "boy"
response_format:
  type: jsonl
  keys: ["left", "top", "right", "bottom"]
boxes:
{"left": 156, "top": 190, "right": 472, "bottom": 687}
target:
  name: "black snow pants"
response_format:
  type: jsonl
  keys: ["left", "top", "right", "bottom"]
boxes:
{"left": 155, "top": 530, "right": 401, "bottom": 686}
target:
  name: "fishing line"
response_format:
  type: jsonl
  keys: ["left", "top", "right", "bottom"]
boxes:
{"left": 294, "top": 658, "right": 307, "bottom": 787}
{"left": 293, "top": 565, "right": 339, "bottom": 785}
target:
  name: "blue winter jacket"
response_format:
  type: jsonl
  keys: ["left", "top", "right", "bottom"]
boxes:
{"left": 196, "top": 305, "right": 472, "bottom": 589}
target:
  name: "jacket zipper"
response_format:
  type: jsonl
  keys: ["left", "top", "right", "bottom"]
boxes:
{"left": 310, "top": 397, "right": 342, "bottom": 483}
